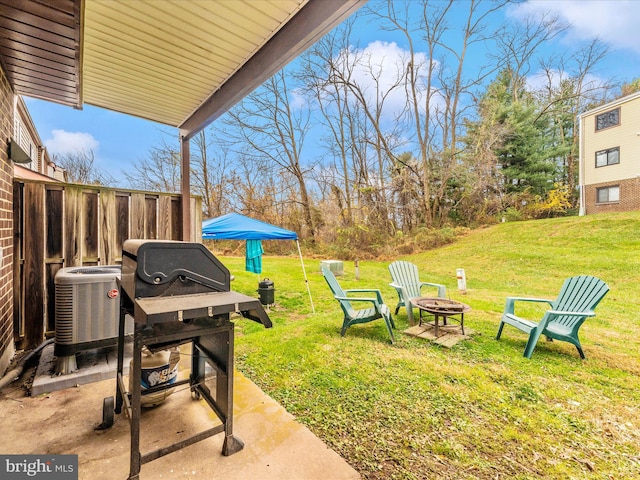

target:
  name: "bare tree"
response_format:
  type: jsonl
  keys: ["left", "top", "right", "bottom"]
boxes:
{"left": 389, "top": 152, "right": 423, "bottom": 230}
{"left": 226, "top": 149, "right": 278, "bottom": 216}
{"left": 53, "top": 149, "right": 116, "bottom": 186}
{"left": 299, "top": 21, "right": 359, "bottom": 227}
{"left": 225, "top": 70, "right": 317, "bottom": 239}
{"left": 305, "top": 19, "right": 408, "bottom": 234}
{"left": 123, "top": 137, "right": 181, "bottom": 192}
{"left": 190, "top": 129, "right": 234, "bottom": 219}
{"left": 431, "top": 0, "right": 506, "bottom": 223}
{"left": 492, "top": 9, "right": 567, "bottom": 103}
{"left": 365, "top": 0, "right": 506, "bottom": 226}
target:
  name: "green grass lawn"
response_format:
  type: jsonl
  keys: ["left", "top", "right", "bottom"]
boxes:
{"left": 215, "top": 211, "right": 640, "bottom": 480}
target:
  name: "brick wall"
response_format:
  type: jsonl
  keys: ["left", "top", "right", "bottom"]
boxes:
{"left": 584, "top": 176, "right": 640, "bottom": 215}
{"left": 0, "top": 66, "right": 15, "bottom": 375}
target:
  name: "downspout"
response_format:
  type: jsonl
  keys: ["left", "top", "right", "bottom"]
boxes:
{"left": 578, "top": 113, "right": 586, "bottom": 216}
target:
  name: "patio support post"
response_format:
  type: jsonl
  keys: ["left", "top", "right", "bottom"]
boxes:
{"left": 180, "top": 134, "right": 191, "bottom": 241}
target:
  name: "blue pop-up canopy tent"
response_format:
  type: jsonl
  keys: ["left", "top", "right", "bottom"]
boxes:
{"left": 202, "top": 212, "right": 298, "bottom": 241}
{"left": 202, "top": 213, "right": 314, "bottom": 312}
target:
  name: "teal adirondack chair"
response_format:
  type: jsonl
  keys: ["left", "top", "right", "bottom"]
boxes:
{"left": 388, "top": 260, "right": 447, "bottom": 325}
{"left": 321, "top": 266, "right": 395, "bottom": 343}
{"left": 496, "top": 275, "right": 609, "bottom": 359}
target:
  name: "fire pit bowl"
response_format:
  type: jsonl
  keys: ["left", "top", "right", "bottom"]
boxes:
{"left": 410, "top": 297, "right": 471, "bottom": 336}
{"left": 413, "top": 298, "right": 466, "bottom": 313}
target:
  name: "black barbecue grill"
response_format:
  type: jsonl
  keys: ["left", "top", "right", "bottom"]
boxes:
{"left": 102, "top": 240, "right": 272, "bottom": 480}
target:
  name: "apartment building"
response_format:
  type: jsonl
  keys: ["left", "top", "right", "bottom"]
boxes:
{"left": 579, "top": 91, "right": 640, "bottom": 215}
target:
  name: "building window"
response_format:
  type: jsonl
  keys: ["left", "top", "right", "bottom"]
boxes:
{"left": 596, "top": 185, "right": 620, "bottom": 203}
{"left": 595, "top": 147, "right": 620, "bottom": 167}
{"left": 595, "top": 108, "right": 620, "bottom": 131}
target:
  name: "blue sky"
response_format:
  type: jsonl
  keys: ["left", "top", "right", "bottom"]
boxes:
{"left": 24, "top": 0, "right": 640, "bottom": 187}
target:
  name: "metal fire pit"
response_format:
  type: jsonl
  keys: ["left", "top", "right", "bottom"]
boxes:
{"left": 411, "top": 297, "right": 470, "bottom": 337}
{"left": 102, "top": 240, "right": 272, "bottom": 480}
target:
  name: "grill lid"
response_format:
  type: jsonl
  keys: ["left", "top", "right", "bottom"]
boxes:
{"left": 121, "top": 240, "right": 231, "bottom": 303}
{"left": 121, "top": 239, "right": 272, "bottom": 327}
{"left": 123, "top": 239, "right": 230, "bottom": 290}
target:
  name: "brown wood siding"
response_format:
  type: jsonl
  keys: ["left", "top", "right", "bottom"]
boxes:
{"left": 22, "top": 182, "right": 45, "bottom": 347}
{"left": 64, "top": 185, "right": 81, "bottom": 265}
{"left": 172, "top": 197, "right": 182, "bottom": 240}
{"left": 45, "top": 263, "right": 59, "bottom": 333}
{"left": 144, "top": 196, "right": 157, "bottom": 239}
{"left": 46, "top": 188, "right": 63, "bottom": 259}
{"left": 99, "top": 189, "right": 116, "bottom": 265}
{"left": 83, "top": 191, "right": 99, "bottom": 264}
{"left": 158, "top": 195, "right": 172, "bottom": 239}
{"left": 0, "top": 1, "right": 81, "bottom": 108}
{"left": 45, "top": 188, "right": 63, "bottom": 333}
{"left": 13, "top": 180, "right": 202, "bottom": 348}
{"left": 115, "top": 194, "right": 129, "bottom": 257}
{"left": 130, "top": 193, "right": 145, "bottom": 239}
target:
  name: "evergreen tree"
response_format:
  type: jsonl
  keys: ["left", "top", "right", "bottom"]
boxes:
{"left": 473, "top": 70, "right": 557, "bottom": 197}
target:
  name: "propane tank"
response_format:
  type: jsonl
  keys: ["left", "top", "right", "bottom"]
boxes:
{"left": 129, "top": 346, "right": 180, "bottom": 407}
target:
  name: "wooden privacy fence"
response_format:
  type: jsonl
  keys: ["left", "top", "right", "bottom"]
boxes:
{"left": 13, "top": 179, "right": 202, "bottom": 349}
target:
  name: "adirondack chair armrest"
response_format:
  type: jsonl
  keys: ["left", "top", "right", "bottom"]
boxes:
{"left": 504, "top": 296, "right": 553, "bottom": 315}
{"left": 344, "top": 288, "right": 385, "bottom": 304}
{"left": 547, "top": 309, "right": 596, "bottom": 317}
{"left": 419, "top": 281, "right": 447, "bottom": 298}
{"left": 388, "top": 282, "right": 409, "bottom": 300}
{"left": 334, "top": 295, "right": 380, "bottom": 308}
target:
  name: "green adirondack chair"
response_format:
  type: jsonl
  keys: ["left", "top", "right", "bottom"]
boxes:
{"left": 321, "top": 266, "right": 395, "bottom": 343}
{"left": 388, "top": 260, "right": 447, "bottom": 325}
{"left": 496, "top": 275, "right": 609, "bottom": 359}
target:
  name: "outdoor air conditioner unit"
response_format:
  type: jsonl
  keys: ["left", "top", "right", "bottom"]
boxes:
{"left": 54, "top": 265, "right": 132, "bottom": 374}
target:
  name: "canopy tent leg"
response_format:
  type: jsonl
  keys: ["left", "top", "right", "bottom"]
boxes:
{"left": 296, "top": 240, "right": 315, "bottom": 313}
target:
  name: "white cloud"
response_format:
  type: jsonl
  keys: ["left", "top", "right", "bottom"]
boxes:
{"left": 44, "top": 129, "right": 99, "bottom": 155}
{"left": 526, "top": 68, "right": 608, "bottom": 94}
{"left": 290, "top": 87, "right": 307, "bottom": 110}
{"left": 511, "top": 1, "right": 640, "bottom": 54}
{"left": 526, "top": 69, "right": 566, "bottom": 92}
{"left": 526, "top": 68, "right": 610, "bottom": 104}
{"left": 338, "top": 41, "right": 433, "bottom": 124}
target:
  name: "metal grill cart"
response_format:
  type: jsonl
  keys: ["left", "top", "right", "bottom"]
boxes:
{"left": 101, "top": 240, "right": 272, "bottom": 480}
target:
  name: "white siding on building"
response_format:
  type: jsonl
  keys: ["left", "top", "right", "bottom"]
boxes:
{"left": 582, "top": 93, "right": 640, "bottom": 185}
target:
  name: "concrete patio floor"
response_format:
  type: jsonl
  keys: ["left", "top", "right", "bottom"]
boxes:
{"left": 0, "top": 346, "right": 360, "bottom": 480}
